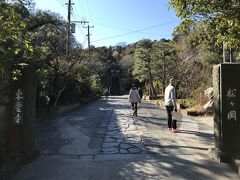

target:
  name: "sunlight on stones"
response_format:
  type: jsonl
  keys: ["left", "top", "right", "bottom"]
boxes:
{"left": 100, "top": 101, "right": 150, "bottom": 154}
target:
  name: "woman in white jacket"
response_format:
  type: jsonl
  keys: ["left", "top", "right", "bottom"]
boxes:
{"left": 129, "top": 84, "right": 141, "bottom": 116}
{"left": 164, "top": 78, "right": 179, "bottom": 132}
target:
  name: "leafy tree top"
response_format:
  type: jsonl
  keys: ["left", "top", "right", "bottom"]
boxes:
{"left": 169, "top": 0, "right": 240, "bottom": 48}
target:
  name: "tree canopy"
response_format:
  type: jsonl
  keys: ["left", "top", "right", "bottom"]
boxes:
{"left": 169, "top": 0, "right": 240, "bottom": 48}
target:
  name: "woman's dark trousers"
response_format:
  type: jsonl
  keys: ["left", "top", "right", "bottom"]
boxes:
{"left": 132, "top": 102, "right": 138, "bottom": 116}
{"left": 166, "top": 106, "right": 177, "bottom": 129}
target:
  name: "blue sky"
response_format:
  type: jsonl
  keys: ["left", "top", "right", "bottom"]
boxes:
{"left": 34, "top": 0, "right": 181, "bottom": 48}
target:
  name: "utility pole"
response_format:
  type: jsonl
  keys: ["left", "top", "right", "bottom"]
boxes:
{"left": 66, "top": 0, "right": 74, "bottom": 57}
{"left": 84, "top": 25, "right": 94, "bottom": 60}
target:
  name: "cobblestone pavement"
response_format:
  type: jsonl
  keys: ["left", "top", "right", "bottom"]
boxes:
{"left": 100, "top": 100, "right": 151, "bottom": 155}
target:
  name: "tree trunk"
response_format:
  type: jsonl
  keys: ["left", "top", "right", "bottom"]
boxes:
{"left": 148, "top": 69, "right": 157, "bottom": 98}
{"left": 54, "top": 84, "right": 66, "bottom": 106}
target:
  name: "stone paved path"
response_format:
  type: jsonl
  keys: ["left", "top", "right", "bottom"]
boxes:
{"left": 100, "top": 102, "right": 150, "bottom": 154}
{"left": 10, "top": 96, "right": 240, "bottom": 180}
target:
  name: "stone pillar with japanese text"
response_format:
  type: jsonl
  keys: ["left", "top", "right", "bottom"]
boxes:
{"left": 8, "top": 66, "right": 37, "bottom": 156}
{"left": 211, "top": 63, "right": 240, "bottom": 162}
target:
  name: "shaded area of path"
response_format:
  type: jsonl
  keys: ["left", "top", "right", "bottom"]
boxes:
{"left": 11, "top": 96, "right": 239, "bottom": 180}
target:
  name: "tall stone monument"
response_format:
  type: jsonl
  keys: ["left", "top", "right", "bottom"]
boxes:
{"left": 211, "top": 63, "right": 240, "bottom": 162}
{"left": 8, "top": 65, "right": 38, "bottom": 159}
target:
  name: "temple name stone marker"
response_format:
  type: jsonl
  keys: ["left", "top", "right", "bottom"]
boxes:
{"left": 211, "top": 63, "right": 240, "bottom": 162}
{"left": 8, "top": 66, "right": 38, "bottom": 159}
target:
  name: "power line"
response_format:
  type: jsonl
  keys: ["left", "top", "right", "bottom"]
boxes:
{"left": 91, "top": 20, "right": 178, "bottom": 43}
{"left": 72, "top": 2, "right": 84, "bottom": 21}
{"left": 84, "top": 0, "right": 93, "bottom": 22}
{"left": 56, "top": 0, "right": 67, "bottom": 10}
{"left": 81, "top": 35, "right": 88, "bottom": 47}
{"left": 93, "top": 21, "right": 173, "bottom": 36}
{"left": 75, "top": 23, "right": 87, "bottom": 37}
{"left": 70, "top": 0, "right": 92, "bottom": 48}
{"left": 80, "top": 0, "right": 87, "bottom": 20}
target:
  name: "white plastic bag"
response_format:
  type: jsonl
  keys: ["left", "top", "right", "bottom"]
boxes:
{"left": 172, "top": 110, "right": 183, "bottom": 121}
